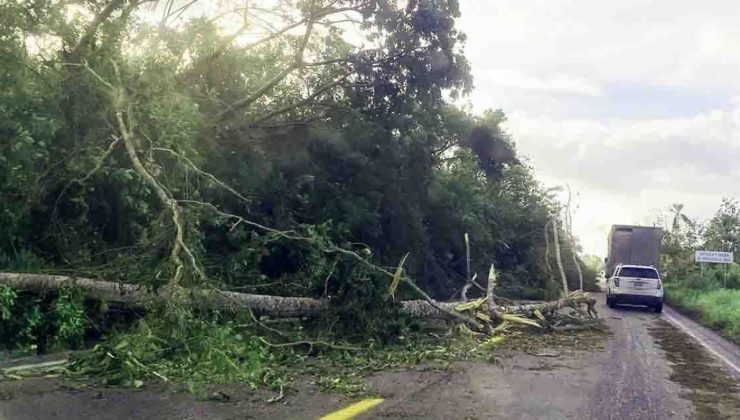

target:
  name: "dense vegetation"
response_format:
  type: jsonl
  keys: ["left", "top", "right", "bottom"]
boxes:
{"left": 660, "top": 201, "right": 740, "bottom": 343}
{"left": 1, "top": 0, "right": 596, "bottom": 387}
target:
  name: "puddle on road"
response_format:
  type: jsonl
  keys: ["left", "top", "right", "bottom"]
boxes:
{"left": 649, "top": 319, "right": 740, "bottom": 420}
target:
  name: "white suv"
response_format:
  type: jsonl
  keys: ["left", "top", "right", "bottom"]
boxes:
{"left": 606, "top": 264, "right": 663, "bottom": 312}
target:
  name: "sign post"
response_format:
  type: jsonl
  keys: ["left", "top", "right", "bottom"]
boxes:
{"left": 695, "top": 251, "right": 734, "bottom": 288}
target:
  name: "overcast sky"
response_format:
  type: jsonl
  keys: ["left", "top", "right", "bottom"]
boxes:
{"left": 458, "top": 0, "right": 740, "bottom": 257}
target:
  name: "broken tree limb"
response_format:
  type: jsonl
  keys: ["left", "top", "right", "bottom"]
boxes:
{"left": 0, "top": 272, "right": 323, "bottom": 318}
{"left": 0, "top": 272, "right": 457, "bottom": 320}
{"left": 0, "top": 273, "right": 597, "bottom": 329}
{"left": 486, "top": 264, "right": 503, "bottom": 322}
{"left": 399, "top": 276, "right": 485, "bottom": 330}
{"left": 497, "top": 291, "right": 597, "bottom": 319}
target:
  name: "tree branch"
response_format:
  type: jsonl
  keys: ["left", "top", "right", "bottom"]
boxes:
{"left": 303, "top": 57, "right": 350, "bottom": 66}
{"left": 258, "top": 337, "right": 361, "bottom": 352}
{"left": 240, "top": 5, "right": 358, "bottom": 53}
{"left": 152, "top": 147, "right": 250, "bottom": 204}
{"left": 217, "top": 18, "right": 315, "bottom": 121}
{"left": 249, "top": 73, "right": 350, "bottom": 125}
{"left": 177, "top": 200, "right": 304, "bottom": 240}
{"left": 70, "top": 0, "right": 128, "bottom": 56}
{"left": 116, "top": 111, "right": 203, "bottom": 285}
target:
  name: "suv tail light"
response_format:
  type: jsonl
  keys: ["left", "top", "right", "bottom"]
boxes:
{"left": 614, "top": 278, "right": 620, "bottom": 287}
{"left": 657, "top": 280, "right": 662, "bottom": 290}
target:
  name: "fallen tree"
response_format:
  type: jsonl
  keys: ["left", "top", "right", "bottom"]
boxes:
{"left": 0, "top": 272, "right": 324, "bottom": 318}
{"left": 0, "top": 272, "right": 597, "bottom": 331}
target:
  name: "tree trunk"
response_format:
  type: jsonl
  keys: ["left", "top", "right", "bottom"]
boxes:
{"left": 0, "top": 272, "right": 456, "bottom": 320}
{"left": 461, "top": 232, "right": 472, "bottom": 302}
{"left": 551, "top": 218, "right": 569, "bottom": 296}
{"left": 565, "top": 185, "right": 583, "bottom": 290}
{"left": 498, "top": 291, "right": 596, "bottom": 318}
{"left": 544, "top": 221, "right": 553, "bottom": 278}
{"left": 0, "top": 272, "right": 595, "bottom": 323}
{"left": 486, "top": 264, "right": 502, "bottom": 321}
{"left": 0, "top": 272, "right": 324, "bottom": 318}
{"left": 572, "top": 250, "right": 584, "bottom": 291}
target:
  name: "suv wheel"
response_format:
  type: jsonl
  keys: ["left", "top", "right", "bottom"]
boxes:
{"left": 607, "top": 294, "right": 614, "bottom": 308}
{"left": 654, "top": 302, "right": 663, "bottom": 313}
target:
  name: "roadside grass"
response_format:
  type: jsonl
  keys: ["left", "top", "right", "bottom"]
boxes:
{"left": 664, "top": 283, "right": 740, "bottom": 344}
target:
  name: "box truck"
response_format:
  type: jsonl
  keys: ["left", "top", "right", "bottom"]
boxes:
{"left": 605, "top": 225, "right": 663, "bottom": 278}
{"left": 604, "top": 225, "right": 664, "bottom": 312}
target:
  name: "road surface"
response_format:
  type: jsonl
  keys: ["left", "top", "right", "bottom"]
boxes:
{"left": 1, "top": 293, "right": 739, "bottom": 419}
{"left": 352, "top": 293, "right": 740, "bottom": 419}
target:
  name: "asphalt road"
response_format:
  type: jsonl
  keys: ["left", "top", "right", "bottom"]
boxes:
{"left": 1, "top": 294, "right": 739, "bottom": 419}
{"left": 360, "top": 293, "right": 740, "bottom": 419}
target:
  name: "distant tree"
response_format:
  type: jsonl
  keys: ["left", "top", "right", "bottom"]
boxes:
{"left": 670, "top": 203, "right": 695, "bottom": 232}
{"left": 703, "top": 198, "right": 740, "bottom": 254}
{"left": 581, "top": 255, "right": 604, "bottom": 273}
{"left": 661, "top": 204, "right": 700, "bottom": 281}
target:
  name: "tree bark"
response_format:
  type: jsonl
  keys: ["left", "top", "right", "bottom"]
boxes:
{"left": 70, "top": 0, "right": 127, "bottom": 56}
{"left": 498, "top": 291, "right": 596, "bottom": 318}
{"left": 0, "top": 272, "right": 465, "bottom": 320}
{"left": 571, "top": 246, "right": 584, "bottom": 291}
{"left": 486, "top": 264, "right": 502, "bottom": 321}
{"left": 544, "top": 220, "right": 553, "bottom": 278}
{"left": 565, "top": 185, "right": 583, "bottom": 290}
{"left": 551, "top": 218, "right": 569, "bottom": 296}
{"left": 0, "top": 272, "right": 595, "bottom": 322}
{"left": 0, "top": 272, "right": 324, "bottom": 318}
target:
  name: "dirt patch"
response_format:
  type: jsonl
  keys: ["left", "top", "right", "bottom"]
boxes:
{"left": 497, "top": 326, "right": 608, "bottom": 355}
{"left": 523, "top": 362, "right": 574, "bottom": 371}
{"left": 649, "top": 319, "right": 740, "bottom": 420}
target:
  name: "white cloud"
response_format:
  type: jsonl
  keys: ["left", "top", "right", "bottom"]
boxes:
{"left": 503, "top": 107, "right": 740, "bottom": 256}
{"left": 475, "top": 69, "right": 603, "bottom": 97}
{"left": 459, "top": 0, "right": 740, "bottom": 256}
{"left": 461, "top": 0, "right": 740, "bottom": 91}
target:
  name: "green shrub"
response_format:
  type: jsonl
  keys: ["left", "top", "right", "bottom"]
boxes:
{"left": 0, "top": 285, "right": 89, "bottom": 354}
{"left": 54, "top": 288, "right": 86, "bottom": 348}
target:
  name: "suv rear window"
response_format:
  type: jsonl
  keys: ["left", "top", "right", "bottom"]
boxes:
{"left": 617, "top": 267, "right": 659, "bottom": 279}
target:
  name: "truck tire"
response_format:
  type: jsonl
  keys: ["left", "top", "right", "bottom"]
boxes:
{"left": 607, "top": 295, "right": 614, "bottom": 308}
{"left": 654, "top": 302, "right": 663, "bottom": 313}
